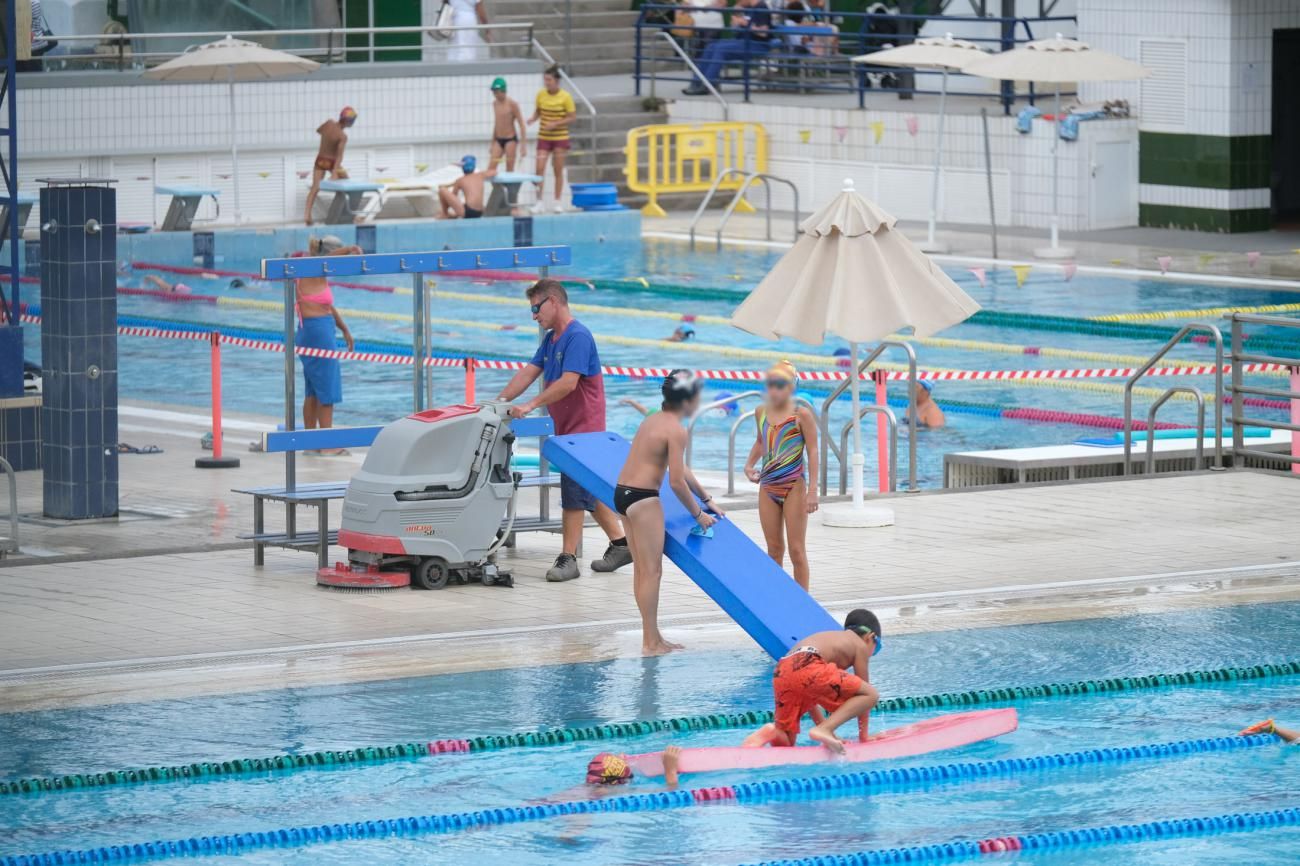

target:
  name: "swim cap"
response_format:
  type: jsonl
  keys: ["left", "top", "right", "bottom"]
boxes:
{"left": 313, "top": 234, "right": 344, "bottom": 253}
{"left": 339, "top": 106, "right": 358, "bottom": 122}
{"left": 918, "top": 379, "right": 934, "bottom": 394}
{"left": 460, "top": 155, "right": 477, "bottom": 174}
{"left": 662, "top": 368, "right": 703, "bottom": 403}
{"left": 586, "top": 752, "right": 633, "bottom": 785}
{"left": 490, "top": 76, "right": 507, "bottom": 91}
{"left": 229, "top": 278, "right": 246, "bottom": 289}
{"left": 766, "top": 359, "right": 797, "bottom": 383}
{"left": 677, "top": 324, "right": 696, "bottom": 338}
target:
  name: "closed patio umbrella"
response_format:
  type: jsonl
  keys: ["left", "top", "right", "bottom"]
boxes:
{"left": 144, "top": 36, "right": 321, "bottom": 223}
{"left": 964, "top": 34, "right": 1148, "bottom": 259}
{"left": 852, "top": 34, "right": 986, "bottom": 253}
{"left": 731, "top": 180, "right": 980, "bottom": 525}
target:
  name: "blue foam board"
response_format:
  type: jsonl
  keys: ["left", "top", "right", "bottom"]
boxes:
{"left": 543, "top": 431, "right": 838, "bottom": 659}
{"left": 264, "top": 425, "right": 385, "bottom": 452}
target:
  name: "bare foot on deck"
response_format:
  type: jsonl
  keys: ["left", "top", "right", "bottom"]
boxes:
{"left": 642, "top": 638, "right": 684, "bottom": 656}
{"left": 808, "top": 727, "right": 846, "bottom": 754}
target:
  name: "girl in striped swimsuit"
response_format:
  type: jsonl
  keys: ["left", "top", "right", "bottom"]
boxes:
{"left": 744, "top": 360, "right": 820, "bottom": 590}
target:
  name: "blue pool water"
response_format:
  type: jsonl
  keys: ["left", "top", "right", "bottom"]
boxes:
{"left": 24, "top": 237, "right": 1299, "bottom": 486}
{"left": 3, "top": 601, "right": 1299, "bottom": 864}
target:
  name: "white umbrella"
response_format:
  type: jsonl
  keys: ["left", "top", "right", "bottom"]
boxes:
{"left": 852, "top": 34, "right": 986, "bottom": 253}
{"left": 964, "top": 34, "right": 1148, "bottom": 259}
{"left": 731, "top": 180, "right": 980, "bottom": 523}
{"left": 144, "top": 36, "right": 321, "bottom": 223}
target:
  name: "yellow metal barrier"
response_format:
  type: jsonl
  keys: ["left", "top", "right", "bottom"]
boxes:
{"left": 624, "top": 122, "right": 768, "bottom": 217}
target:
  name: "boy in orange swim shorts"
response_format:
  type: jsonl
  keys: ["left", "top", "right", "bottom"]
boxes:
{"left": 743, "top": 609, "right": 882, "bottom": 753}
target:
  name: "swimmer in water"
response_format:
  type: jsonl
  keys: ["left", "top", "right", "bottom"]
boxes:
{"left": 743, "top": 609, "right": 882, "bottom": 754}
{"left": 1240, "top": 720, "right": 1300, "bottom": 743}
{"left": 666, "top": 324, "right": 695, "bottom": 342}
{"left": 143, "top": 274, "right": 192, "bottom": 295}
{"left": 914, "top": 379, "right": 945, "bottom": 429}
{"left": 744, "top": 360, "right": 819, "bottom": 591}
{"left": 582, "top": 745, "right": 681, "bottom": 791}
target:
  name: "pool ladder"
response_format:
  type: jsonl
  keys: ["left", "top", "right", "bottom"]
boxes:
{"left": 1226, "top": 312, "right": 1300, "bottom": 472}
{"left": 0, "top": 456, "right": 17, "bottom": 559}
{"left": 688, "top": 168, "right": 800, "bottom": 251}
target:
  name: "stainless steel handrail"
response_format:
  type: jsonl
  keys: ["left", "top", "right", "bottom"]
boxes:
{"left": 819, "top": 342, "right": 919, "bottom": 495}
{"left": 1122, "top": 322, "right": 1223, "bottom": 475}
{"left": 686, "top": 390, "right": 763, "bottom": 468}
{"left": 531, "top": 39, "right": 599, "bottom": 176}
{"left": 0, "top": 456, "right": 17, "bottom": 559}
{"left": 1142, "top": 386, "right": 1206, "bottom": 475}
{"left": 723, "top": 396, "right": 816, "bottom": 494}
{"left": 840, "top": 406, "right": 897, "bottom": 494}
{"left": 715, "top": 173, "right": 800, "bottom": 251}
{"left": 652, "top": 31, "right": 728, "bottom": 119}
{"left": 1227, "top": 312, "right": 1300, "bottom": 470}
{"left": 689, "top": 167, "right": 748, "bottom": 249}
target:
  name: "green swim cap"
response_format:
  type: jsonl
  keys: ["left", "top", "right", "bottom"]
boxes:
{"left": 491, "top": 77, "right": 507, "bottom": 91}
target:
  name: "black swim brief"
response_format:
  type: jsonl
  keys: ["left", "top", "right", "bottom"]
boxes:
{"left": 613, "top": 484, "right": 659, "bottom": 515}
{"left": 464, "top": 206, "right": 482, "bottom": 219}
{"left": 495, "top": 135, "right": 518, "bottom": 148}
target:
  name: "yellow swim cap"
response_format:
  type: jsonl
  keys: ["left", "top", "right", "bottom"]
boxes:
{"left": 766, "top": 359, "right": 797, "bottom": 383}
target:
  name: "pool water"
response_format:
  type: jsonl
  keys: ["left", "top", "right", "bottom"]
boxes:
{"left": 24, "top": 238, "right": 1299, "bottom": 486}
{"left": 2, "top": 601, "right": 1299, "bottom": 864}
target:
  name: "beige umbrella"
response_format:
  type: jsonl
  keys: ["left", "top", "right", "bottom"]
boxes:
{"left": 144, "top": 36, "right": 321, "bottom": 223}
{"left": 964, "top": 34, "right": 1149, "bottom": 259}
{"left": 852, "top": 34, "right": 986, "bottom": 253}
{"left": 732, "top": 180, "right": 980, "bottom": 520}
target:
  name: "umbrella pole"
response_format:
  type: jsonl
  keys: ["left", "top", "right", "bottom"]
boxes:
{"left": 922, "top": 67, "right": 948, "bottom": 253}
{"left": 822, "top": 341, "right": 894, "bottom": 529}
{"left": 850, "top": 341, "right": 864, "bottom": 509}
{"left": 1034, "top": 83, "right": 1075, "bottom": 259}
{"left": 229, "top": 70, "right": 241, "bottom": 224}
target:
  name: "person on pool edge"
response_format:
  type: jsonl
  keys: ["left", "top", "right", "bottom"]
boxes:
{"left": 304, "top": 107, "right": 357, "bottom": 226}
{"left": 744, "top": 609, "right": 882, "bottom": 753}
{"left": 496, "top": 279, "right": 633, "bottom": 581}
{"left": 295, "top": 235, "right": 358, "bottom": 453}
{"left": 614, "top": 369, "right": 725, "bottom": 655}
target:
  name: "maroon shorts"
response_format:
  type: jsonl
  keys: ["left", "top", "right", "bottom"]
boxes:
{"left": 537, "top": 138, "right": 571, "bottom": 153}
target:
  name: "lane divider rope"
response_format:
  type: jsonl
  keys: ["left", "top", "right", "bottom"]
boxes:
{"left": 3, "top": 661, "right": 1295, "bottom": 799}
{"left": 1092, "top": 301, "right": 1300, "bottom": 323}
{"left": 0, "top": 735, "right": 1278, "bottom": 866}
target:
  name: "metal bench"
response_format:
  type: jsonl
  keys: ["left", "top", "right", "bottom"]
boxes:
{"left": 155, "top": 185, "right": 220, "bottom": 231}
{"left": 318, "top": 178, "right": 384, "bottom": 224}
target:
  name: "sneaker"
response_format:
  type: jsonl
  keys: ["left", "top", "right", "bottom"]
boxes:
{"left": 529, "top": 200, "right": 546, "bottom": 215}
{"left": 545, "top": 553, "right": 581, "bottom": 583}
{"left": 590, "top": 542, "right": 633, "bottom": 573}
{"left": 551, "top": 202, "right": 565, "bottom": 214}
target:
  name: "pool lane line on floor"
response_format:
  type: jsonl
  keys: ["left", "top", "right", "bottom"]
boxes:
{"left": 744, "top": 805, "right": 1300, "bottom": 866}
{"left": 3, "top": 663, "right": 1295, "bottom": 798}
{"left": 0, "top": 734, "right": 1279, "bottom": 866}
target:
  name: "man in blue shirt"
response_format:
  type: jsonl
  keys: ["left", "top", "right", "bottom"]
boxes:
{"left": 496, "top": 279, "right": 632, "bottom": 582}
{"left": 682, "top": 0, "right": 773, "bottom": 95}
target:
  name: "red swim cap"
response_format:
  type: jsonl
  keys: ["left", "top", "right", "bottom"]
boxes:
{"left": 585, "top": 752, "right": 633, "bottom": 785}
{"left": 339, "top": 106, "right": 358, "bottom": 122}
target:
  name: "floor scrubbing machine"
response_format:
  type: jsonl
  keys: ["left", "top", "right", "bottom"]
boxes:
{"left": 322, "top": 402, "right": 526, "bottom": 590}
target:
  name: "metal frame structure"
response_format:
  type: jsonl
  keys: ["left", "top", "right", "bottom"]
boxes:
{"left": 0, "top": 0, "right": 18, "bottom": 325}
{"left": 689, "top": 168, "right": 800, "bottom": 250}
{"left": 819, "top": 342, "right": 920, "bottom": 495}
{"left": 1227, "top": 313, "right": 1300, "bottom": 471}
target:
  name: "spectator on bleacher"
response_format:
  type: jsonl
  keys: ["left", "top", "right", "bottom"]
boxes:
{"left": 680, "top": 0, "right": 726, "bottom": 57}
{"left": 448, "top": 0, "right": 492, "bottom": 62}
{"left": 782, "top": 0, "right": 837, "bottom": 55}
{"left": 18, "top": 0, "right": 57, "bottom": 72}
{"left": 681, "top": 0, "right": 773, "bottom": 95}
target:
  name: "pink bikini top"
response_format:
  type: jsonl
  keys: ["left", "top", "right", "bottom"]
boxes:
{"left": 297, "top": 283, "right": 334, "bottom": 306}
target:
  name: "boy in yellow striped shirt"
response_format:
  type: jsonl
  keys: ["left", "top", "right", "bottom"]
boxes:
{"left": 528, "top": 66, "right": 577, "bottom": 213}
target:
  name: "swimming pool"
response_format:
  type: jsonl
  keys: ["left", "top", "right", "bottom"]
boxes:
{"left": 24, "top": 237, "right": 1300, "bottom": 486}
{"left": 2, "top": 601, "right": 1299, "bottom": 864}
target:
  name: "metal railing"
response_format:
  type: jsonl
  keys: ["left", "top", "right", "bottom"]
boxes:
{"left": 634, "top": 6, "right": 1077, "bottom": 112}
{"left": 531, "top": 39, "right": 599, "bottom": 176}
{"left": 840, "top": 406, "right": 897, "bottom": 494}
{"left": 819, "top": 342, "right": 919, "bottom": 495}
{"left": 1228, "top": 313, "right": 1300, "bottom": 471}
{"left": 688, "top": 167, "right": 799, "bottom": 250}
{"left": 722, "top": 396, "right": 817, "bottom": 495}
{"left": 686, "top": 391, "right": 763, "bottom": 468}
{"left": 649, "top": 31, "right": 728, "bottom": 119}
{"left": 24, "top": 24, "right": 537, "bottom": 73}
{"left": 1139, "top": 387, "right": 1206, "bottom": 476}
{"left": 1122, "top": 322, "right": 1223, "bottom": 475}
{"left": 0, "top": 456, "right": 17, "bottom": 559}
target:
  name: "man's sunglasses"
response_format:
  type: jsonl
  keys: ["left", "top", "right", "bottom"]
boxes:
{"left": 530, "top": 296, "right": 552, "bottom": 315}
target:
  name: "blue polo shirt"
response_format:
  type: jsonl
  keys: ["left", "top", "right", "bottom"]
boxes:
{"left": 531, "top": 319, "right": 606, "bottom": 434}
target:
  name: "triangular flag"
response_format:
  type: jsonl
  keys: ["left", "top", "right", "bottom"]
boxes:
{"left": 1062, "top": 262, "right": 1077, "bottom": 282}
{"left": 834, "top": 125, "right": 848, "bottom": 143}
{"left": 798, "top": 129, "right": 812, "bottom": 144}
{"left": 416, "top": 163, "right": 429, "bottom": 172}
{"left": 1246, "top": 251, "right": 1260, "bottom": 267}
{"left": 1198, "top": 253, "right": 1215, "bottom": 267}
{"left": 906, "top": 116, "right": 918, "bottom": 136}
{"left": 968, "top": 266, "right": 986, "bottom": 287}
{"left": 1011, "top": 264, "right": 1031, "bottom": 287}
{"left": 869, "top": 121, "right": 885, "bottom": 144}
{"left": 1109, "top": 258, "right": 1125, "bottom": 266}
{"left": 257, "top": 171, "right": 270, "bottom": 178}
{"left": 1156, "top": 255, "right": 1172, "bottom": 274}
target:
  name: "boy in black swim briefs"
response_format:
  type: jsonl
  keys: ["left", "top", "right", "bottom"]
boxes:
{"left": 615, "top": 370, "right": 724, "bottom": 656}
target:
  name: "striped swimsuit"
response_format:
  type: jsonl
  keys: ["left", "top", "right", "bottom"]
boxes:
{"left": 757, "top": 407, "right": 806, "bottom": 505}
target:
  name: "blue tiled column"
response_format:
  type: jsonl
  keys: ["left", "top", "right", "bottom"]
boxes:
{"left": 38, "top": 178, "right": 118, "bottom": 519}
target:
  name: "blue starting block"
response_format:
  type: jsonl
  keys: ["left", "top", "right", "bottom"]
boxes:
{"left": 156, "top": 186, "right": 220, "bottom": 231}
{"left": 543, "top": 431, "right": 838, "bottom": 659}
{"left": 319, "top": 178, "right": 384, "bottom": 225}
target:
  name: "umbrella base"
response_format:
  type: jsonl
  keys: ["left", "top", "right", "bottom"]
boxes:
{"left": 918, "top": 240, "right": 949, "bottom": 254}
{"left": 1033, "top": 244, "right": 1076, "bottom": 260}
{"left": 821, "top": 504, "right": 895, "bottom": 528}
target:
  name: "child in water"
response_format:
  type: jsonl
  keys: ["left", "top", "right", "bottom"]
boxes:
{"left": 1240, "top": 719, "right": 1300, "bottom": 743}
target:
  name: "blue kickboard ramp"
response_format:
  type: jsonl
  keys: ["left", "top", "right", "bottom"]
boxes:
{"left": 543, "top": 432, "right": 838, "bottom": 659}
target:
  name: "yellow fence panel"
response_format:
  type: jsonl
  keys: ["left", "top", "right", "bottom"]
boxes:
{"left": 624, "top": 122, "right": 768, "bottom": 217}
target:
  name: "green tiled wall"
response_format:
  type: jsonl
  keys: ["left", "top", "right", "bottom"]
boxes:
{"left": 1139, "top": 204, "right": 1271, "bottom": 233}
{"left": 1139, "top": 133, "right": 1272, "bottom": 190}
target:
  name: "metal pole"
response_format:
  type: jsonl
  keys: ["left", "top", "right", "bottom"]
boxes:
{"left": 4, "top": 0, "right": 17, "bottom": 323}
{"left": 1048, "top": 83, "right": 1061, "bottom": 252}
{"left": 980, "top": 107, "right": 999, "bottom": 259}
{"left": 565, "top": 0, "right": 573, "bottom": 70}
{"left": 412, "top": 272, "right": 424, "bottom": 411}
{"left": 367, "top": 0, "right": 375, "bottom": 62}
{"left": 424, "top": 280, "right": 435, "bottom": 410}
{"left": 924, "top": 67, "right": 948, "bottom": 251}
{"left": 228, "top": 71, "right": 241, "bottom": 224}
{"left": 537, "top": 264, "right": 549, "bottom": 525}
{"left": 283, "top": 277, "right": 297, "bottom": 540}
{"left": 849, "top": 341, "right": 864, "bottom": 509}
{"left": 1231, "top": 317, "right": 1243, "bottom": 464}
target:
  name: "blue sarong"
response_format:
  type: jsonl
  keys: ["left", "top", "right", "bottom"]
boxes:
{"left": 297, "top": 315, "right": 342, "bottom": 405}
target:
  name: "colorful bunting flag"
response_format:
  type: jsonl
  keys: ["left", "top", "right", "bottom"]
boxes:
{"left": 1198, "top": 253, "right": 1215, "bottom": 267}
{"left": 834, "top": 125, "right": 848, "bottom": 143}
{"left": 869, "top": 121, "right": 885, "bottom": 144}
{"left": 1061, "top": 262, "right": 1077, "bottom": 282}
{"left": 1247, "top": 251, "right": 1260, "bottom": 267}
{"left": 968, "top": 266, "right": 986, "bottom": 287}
{"left": 905, "top": 116, "right": 918, "bottom": 137}
{"left": 799, "top": 129, "right": 812, "bottom": 144}
{"left": 1156, "top": 255, "right": 1172, "bottom": 274}
{"left": 1011, "top": 264, "right": 1031, "bottom": 287}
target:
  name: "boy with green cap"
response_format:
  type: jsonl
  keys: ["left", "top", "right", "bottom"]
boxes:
{"left": 489, "top": 77, "right": 527, "bottom": 171}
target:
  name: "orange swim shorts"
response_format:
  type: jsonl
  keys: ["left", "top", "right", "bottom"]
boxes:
{"left": 772, "top": 651, "right": 865, "bottom": 739}
{"left": 314, "top": 155, "right": 336, "bottom": 172}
